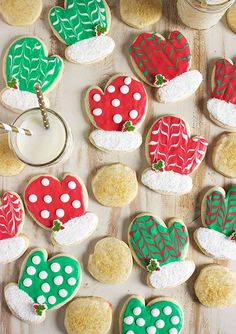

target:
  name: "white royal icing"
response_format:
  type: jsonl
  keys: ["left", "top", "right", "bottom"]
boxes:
{"left": 111, "top": 99, "right": 120, "bottom": 107}
{"left": 65, "top": 36, "right": 115, "bottom": 64}
{"left": 107, "top": 85, "right": 115, "bottom": 93}
{"left": 68, "top": 181, "right": 76, "bottom": 189}
{"left": 52, "top": 212, "right": 98, "bottom": 246}
{"left": 194, "top": 227, "right": 236, "bottom": 260}
{"left": 129, "top": 110, "right": 138, "bottom": 119}
{"left": 141, "top": 169, "right": 193, "bottom": 194}
{"left": 120, "top": 85, "right": 129, "bottom": 94}
{"left": 133, "top": 92, "right": 141, "bottom": 101}
{"left": 207, "top": 98, "right": 236, "bottom": 129}
{"left": 148, "top": 260, "right": 195, "bottom": 289}
{"left": 158, "top": 70, "right": 203, "bottom": 103}
{"left": 93, "top": 108, "right": 103, "bottom": 116}
{"left": 0, "top": 236, "right": 27, "bottom": 264}
{"left": 113, "top": 114, "right": 122, "bottom": 123}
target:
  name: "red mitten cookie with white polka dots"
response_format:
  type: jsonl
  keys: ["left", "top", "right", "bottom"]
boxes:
{"left": 85, "top": 74, "right": 148, "bottom": 152}
{"left": 24, "top": 174, "right": 98, "bottom": 246}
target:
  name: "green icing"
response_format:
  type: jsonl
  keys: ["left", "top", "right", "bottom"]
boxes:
{"left": 204, "top": 186, "right": 236, "bottom": 236}
{"left": 122, "top": 296, "right": 183, "bottom": 334}
{"left": 49, "top": 0, "right": 108, "bottom": 45}
{"left": 18, "top": 250, "right": 81, "bottom": 310}
{"left": 5, "top": 37, "right": 63, "bottom": 94}
{"left": 129, "top": 215, "right": 189, "bottom": 269}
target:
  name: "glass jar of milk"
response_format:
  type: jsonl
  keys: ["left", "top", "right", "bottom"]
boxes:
{"left": 177, "top": 0, "right": 235, "bottom": 29}
{"left": 10, "top": 108, "right": 73, "bottom": 167}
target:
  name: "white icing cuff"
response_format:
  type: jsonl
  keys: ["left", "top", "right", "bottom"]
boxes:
{"left": 52, "top": 212, "right": 98, "bottom": 246}
{"left": 89, "top": 129, "right": 142, "bottom": 152}
{"left": 0, "top": 236, "right": 28, "bottom": 264}
{"left": 148, "top": 260, "right": 195, "bottom": 289}
{"left": 141, "top": 169, "right": 193, "bottom": 195}
{"left": 194, "top": 227, "right": 236, "bottom": 260}
{"left": 65, "top": 36, "right": 115, "bottom": 64}
{"left": 4, "top": 284, "right": 45, "bottom": 323}
{"left": 158, "top": 70, "right": 203, "bottom": 103}
{"left": 207, "top": 98, "right": 236, "bottom": 129}
{"left": 0, "top": 88, "right": 50, "bottom": 113}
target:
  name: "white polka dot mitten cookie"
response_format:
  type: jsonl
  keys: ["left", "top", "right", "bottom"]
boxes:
{"left": 85, "top": 75, "right": 148, "bottom": 152}
{"left": 49, "top": 0, "right": 115, "bottom": 64}
{"left": 4, "top": 248, "right": 81, "bottom": 323}
{"left": 128, "top": 213, "right": 195, "bottom": 289}
{"left": 141, "top": 115, "right": 208, "bottom": 195}
{"left": 24, "top": 174, "right": 98, "bottom": 246}
{"left": 129, "top": 31, "right": 202, "bottom": 103}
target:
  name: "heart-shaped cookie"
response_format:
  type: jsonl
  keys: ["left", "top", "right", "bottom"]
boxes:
{"left": 120, "top": 295, "right": 184, "bottom": 334}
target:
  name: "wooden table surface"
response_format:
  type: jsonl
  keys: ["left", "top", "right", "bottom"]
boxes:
{"left": 0, "top": 1, "right": 236, "bottom": 333}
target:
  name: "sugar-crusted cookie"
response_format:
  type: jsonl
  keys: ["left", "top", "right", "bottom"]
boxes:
{"left": 88, "top": 237, "right": 133, "bottom": 284}
{"left": 0, "top": 191, "right": 28, "bottom": 264}
{"left": 141, "top": 115, "right": 208, "bottom": 195}
{"left": 4, "top": 248, "right": 81, "bottom": 323}
{"left": 212, "top": 132, "right": 236, "bottom": 178}
{"left": 129, "top": 30, "right": 202, "bottom": 103}
{"left": 207, "top": 58, "right": 236, "bottom": 130}
{"left": 24, "top": 174, "right": 98, "bottom": 247}
{"left": 194, "top": 186, "right": 236, "bottom": 260}
{"left": 128, "top": 213, "right": 195, "bottom": 289}
{"left": 120, "top": 0, "right": 162, "bottom": 29}
{"left": 0, "top": 37, "right": 63, "bottom": 113}
{"left": 85, "top": 74, "right": 148, "bottom": 152}
{"left": 49, "top": 0, "right": 115, "bottom": 64}
{"left": 65, "top": 296, "right": 112, "bottom": 334}
{"left": 227, "top": 3, "right": 236, "bottom": 34}
{"left": 92, "top": 163, "right": 138, "bottom": 207}
{"left": 194, "top": 264, "right": 236, "bottom": 308}
{"left": 120, "top": 295, "right": 184, "bottom": 334}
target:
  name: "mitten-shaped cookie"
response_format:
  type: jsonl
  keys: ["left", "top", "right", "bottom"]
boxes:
{"left": 85, "top": 75, "right": 147, "bottom": 152}
{"left": 49, "top": 0, "right": 115, "bottom": 64}
{"left": 128, "top": 213, "right": 195, "bottom": 289}
{"left": 24, "top": 174, "right": 98, "bottom": 246}
{"left": 5, "top": 249, "right": 81, "bottom": 323}
{"left": 129, "top": 31, "right": 202, "bottom": 103}
{"left": 194, "top": 186, "right": 236, "bottom": 260}
{"left": 141, "top": 115, "right": 208, "bottom": 195}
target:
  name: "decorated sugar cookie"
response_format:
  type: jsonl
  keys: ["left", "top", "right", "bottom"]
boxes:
{"left": 128, "top": 214, "right": 195, "bottom": 289}
{"left": 194, "top": 186, "right": 236, "bottom": 260}
{"left": 207, "top": 58, "right": 236, "bottom": 130}
{"left": 227, "top": 3, "right": 236, "bottom": 34}
{"left": 0, "top": 191, "right": 28, "bottom": 264}
{"left": 24, "top": 174, "right": 98, "bottom": 246}
{"left": 129, "top": 31, "right": 203, "bottom": 103}
{"left": 5, "top": 248, "right": 81, "bottom": 323}
{"left": 0, "top": 37, "right": 63, "bottom": 113}
{"left": 141, "top": 116, "right": 208, "bottom": 195}
{"left": 120, "top": 295, "right": 184, "bottom": 334}
{"left": 49, "top": 0, "right": 115, "bottom": 64}
{"left": 85, "top": 75, "right": 148, "bottom": 152}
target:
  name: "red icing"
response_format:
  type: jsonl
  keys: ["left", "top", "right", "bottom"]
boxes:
{"left": 24, "top": 175, "right": 86, "bottom": 229}
{"left": 0, "top": 192, "right": 24, "bottom": 240}
{"left": 88, "top": 75, "right": 147, "bottom": 131}
{"left": 148, "top": 116, "right": 208, "bottom": 175}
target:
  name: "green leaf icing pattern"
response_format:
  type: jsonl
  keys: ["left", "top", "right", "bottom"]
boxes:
{"left": 5, "top": 37, "right": 63, "bottom": 93}
{"left": 129, "top": 215, "right": 189, "bottom": 269}
{"left": 122, "top": 296, "right": 183, "bottom": 334}
{"left": 18, "top": 250, "right": 81, "bottom": 310}
{"left": 204, "top": 186, "right": 236, "bottom": 236}
{"left": 49, "top": 0, "right": 108, "bottom": 45}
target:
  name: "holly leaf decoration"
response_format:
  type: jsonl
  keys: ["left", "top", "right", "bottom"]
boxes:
{"left": 34, "top": 304, "right": 46, "bottom": 316}
{"left": 95, "top": 24, "right": 107, "bottom": 36}
{"left": 7, "top": 76, "right": 18, "bottom": 89}
{"left": 52, "top": 220, "right": 64, "bottom": 232}
{"left": 230, "top": 231, "right": 236, "bottom": 241}
{"left": 123, "top": 121, "right": 135, "bottom": 132}
{"left": 146, "top": 259, "right": 161, "bottom": 272}
{"left": 154, "top": 74, "right": 168, "bottom": 88}
{"left": 152, "top": 159, "right": 165, "bottom": 171}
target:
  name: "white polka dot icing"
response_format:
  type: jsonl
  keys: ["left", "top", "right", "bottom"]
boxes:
{"left": 147, "top": 326, "right": 157, "bottom": 334}
{"left": 23, "top": 278, "right": 32, "bottom": 287}
{"left": 136, "top": 318, "right": 145, "bottom": 327}
{"left": 111, "top": 98, "right": 120, "bottom": 107}
{"left": 50, "top": 263, "right": 61, "bottom": 273}
{"left": 67, "top": 277, "right": 77, "bottom": 286}
{"left": 58, "top": 289, "right": 68, "bottom": 298}
{"left": 163, "top": 306, "right": 172, "bottom": 315}
{"left": 54, "top": 275, "right": 64, "bottom": 285}
{"left": 26, "top": 266, "right": 36, "bottom": 276}
{"left": 43, "top": 195, "right": 52, "bottom": 204}
{"left": 93, "top": 108, "right": 102, "bottom": 116}
{"left": 107, "top": 85, "right": 115, "bottom": 93}
{"left": 169, "top": 329, "right": 178, "bottom": 334}
{"left": 124, "top": 77, "right": 132, "bottom": 85}
{"left": 151, "top": 308, "right": 160, "bottom": 317}
{"left": 120, "top": 85, "right": 129, "bottom": 94}
{"left": 41, "top": 210, "right": 50, "bottom": 219}
{"left": 41, "top": 178, "right": 50, "bottom": 186}
{"left": 124, "top": 316, "right": 134, "bottom": 325}
{"left": 60, "top": 194, "right": 70, "bottom": 203}
{"left": 32, "top": 255, "right": 41, "bottom": 265}
{"left": 129, "top": 110, "right": 138, "bottom": 119}
{"left": 156, "top": 319, "right": 165, "bottom": 329}
{"left": 56, "top": 208, "right": 65, "bottom": 218}
{"left": 37, "top": 295, "right": 46, "bottom": 304}
{"left": 126, "top": 331, "right": 134, "bottom": 334}
{"left": 133, "top": 307, "right": 141, "bottom": 316}
{"left": 171, "top": 316, "right": 180, "bottom": 325}
{"left": 39, "top": 271, "right": 48, "bottom": 279}
{"left": 68, "top": 181, "right": 76, "bottom": 189}
{"left": 48, "top": 296, "right": 56, "bottom": 305}
{"left": 28, "top": 194, "right": 37, "bottom": 203}
{"left": 65, "top": 266, "right": 73, "bottom": 274}
{"left": 113, "top": 114, "right": 122, "bottom": 124}
{"left": 72, "top": 200, "right": 81, "bottom": 209}
{"left": 133, "top": 92, "right": 141, "bottom": 101}
{"left": 93, "top": 93, "right": 101, "bottom": 102}
{"left": 41, "top": 282, "right": 50, "bottom": 293}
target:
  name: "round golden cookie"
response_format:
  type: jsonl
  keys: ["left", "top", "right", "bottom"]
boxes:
{"left": 212, "top": 132, "right": 236, "bottom": 178}
{"left": 0, "top": 133, "right": 25, "bottom": 176}
{"left": 194, "top": 264, "right": 236, "bottom": 308}
{"left": 0, "top": 0, "right": 42, "bottom": 26}
{"left": 227, "top": 3, "right": 236, "bottom": 34}
{"left": 88, "top": 237, "right": 133, "bottom": 284}
{"left": 65, "top": 297, "right": 112, "bottom": 334}
{"left": 91, "top": 163, "right": 138, "bottom": 207}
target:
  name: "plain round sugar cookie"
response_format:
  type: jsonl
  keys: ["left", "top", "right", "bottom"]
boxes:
{"left": 88, "top": 237, "right": 133, "bottom": 284}
{"left": 227, "top": 3, "right": 236, "bottom": 34}
{"left": 120, "top": 0, "right": 162, "bottom": 29}
{"left": 212, "top": 132, "right": 236, "bottom": 178}
{"left": 194, "top": 265, "right": 236, "bottom": 308}
{"left": 0, "top": 133, "right": 25, "bottom": 176}
{"left": 91, "top": 163, "right": 138, "bottom": 207}
{"left": 0, "top": 0, "right": 42, "bottom": 26}
{"left": 65, "top": 297, "right": 112, "bottom": 334}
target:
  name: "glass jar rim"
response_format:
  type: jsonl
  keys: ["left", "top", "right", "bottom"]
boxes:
{"left": 185, "top": 0, "right": 235, "bottom": 13}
